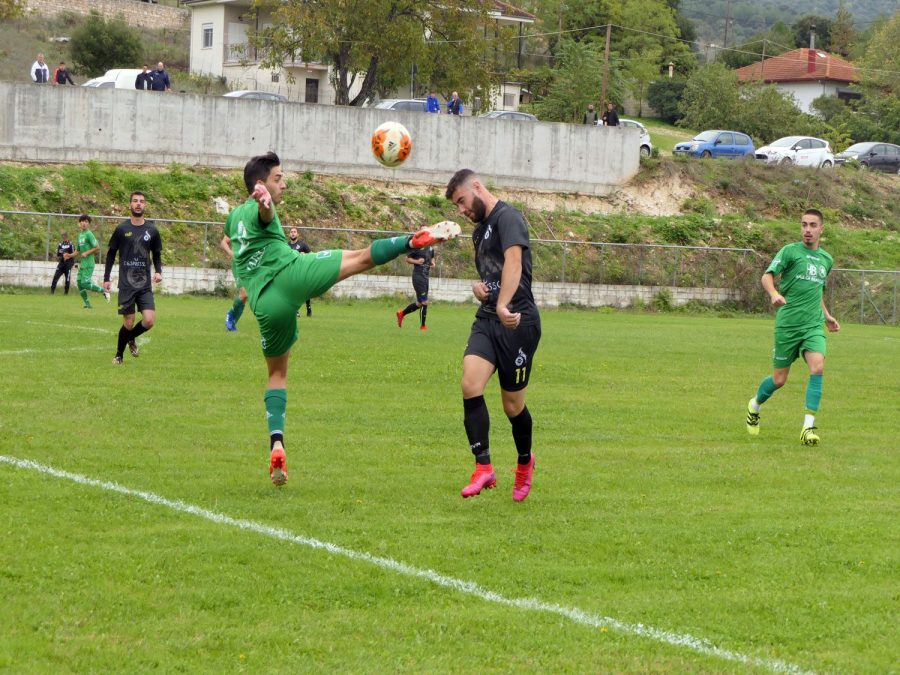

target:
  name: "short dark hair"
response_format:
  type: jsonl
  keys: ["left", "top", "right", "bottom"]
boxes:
{"left": 244, "top": 152, "right": 281, "bottom": 195}
{"left": 130, "top": 191, "right": 145, "bottom": 200}
{"left": 445, "top": 169, "right": 476, "bottom": 200}
{"left": 78, "top": 214, "right": 91, "bottom": 223}
{"left": 803, "top": 208, "right": 824, "bottom": 224}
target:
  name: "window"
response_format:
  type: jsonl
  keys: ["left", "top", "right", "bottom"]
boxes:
{"left": 271, "top": 72, "right": 280, "bottom": 83}
{"left": 796, "top": 139, "right": 812, "bottom": 150}
{"left": 735, "top": 134, "right": 750, "bottom": 146}
{"left": 202, "top": 24, "right": 213, "bottom": 49}
{"left": 718, "top": 133, "right": 734, "bottom": 145}
{"left": 811, "top": 139, "right": 826, "bottom": 149}
{"left": 872, "top": 145, "right": 886, "bottom": 155}
{"left": 503, "top": 93, "right": 516, "bottom": 108}
{"left": 305, "top": 78, "right": 319, "bottom": 104}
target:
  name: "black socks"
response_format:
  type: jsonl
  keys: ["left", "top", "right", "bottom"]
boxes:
{"left": 463, "top": 395, "right": 491, "bottom": 465}
{"left": 509, "top": 406, "right": 533, "bottom": 465}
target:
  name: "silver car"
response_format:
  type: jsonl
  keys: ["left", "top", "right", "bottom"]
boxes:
{"left": 619, "top": 119, "right": 653, "bottom": 157}
{"left": 754, "top": 136, "right": 834, "bottom": 168}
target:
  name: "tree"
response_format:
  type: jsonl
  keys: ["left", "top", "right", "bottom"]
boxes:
{"left": 862, "top": 11, "right": 900, "bottom": 93}
{"left": 70, "top": 12, "right": 143, "bottom": 77}
{"left": 720, "top": 22, "right": 793, "bottom": 70}
{"left": 0, "top": 0, "right": 25, "bottom": 20}
{"left": 253, "top": 0, "right": 493, "bottom": 107}
{"left": 647, "top": 80, "right": 686, "bottom": 123}
{"left": 829, "top": 0, "right": 857, "bottom": 58}
{"left": 733, "top": 84, "right": 803, "bottom": 144}
{"left": 677, "top": 63, "right": 741, "bottom": 130}
{"left": 792, "top": 15, "right": 833, "bottom": 51}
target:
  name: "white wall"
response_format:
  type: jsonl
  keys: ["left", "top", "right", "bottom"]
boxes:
{"left": 189, "top": 5, "right": 225, "bottom": 77}
{"left": 775, "top": 82, "right": 841, "bottom": 114}
{"left": 0, "top": 83, "right": 640, "bottom": 196}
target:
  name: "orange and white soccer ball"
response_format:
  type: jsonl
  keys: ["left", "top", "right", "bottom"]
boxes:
{"left": 371, "top": 121, "right": 412, "bottom": 168}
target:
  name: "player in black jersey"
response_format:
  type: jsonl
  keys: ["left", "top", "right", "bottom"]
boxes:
{"left": 50, "top": 232, "right": 76, "bottom": 295}
{"left": 396, "top": 245, "right": 435, "bottom": 330}
{"left": 103, "top": 192, "right": 163, "bottom": 365}
{"left": 287, "top": 227, "right": 313, "bottom": 317}
{"left": 445, "top": 169, "right": 541, "bottom": 502}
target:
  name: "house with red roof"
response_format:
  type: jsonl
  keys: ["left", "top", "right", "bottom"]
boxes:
{"left": 734, "top": 48, "right": 860, "bottom": 114}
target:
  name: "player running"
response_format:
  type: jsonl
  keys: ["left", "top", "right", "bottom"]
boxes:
{"left": 227, "top": 152, "right": 459, "bottom": 486}
{"left": 74, "top": 214, "right": 110, "bottom": 309}
{"left": 396, "top": 244, "right": 435, "bottom": 330}
{"left": 746, "top": 208, "right": 840, "bottom": 445}
{"left": 445, "top": 169, "right": 540, "bottom": 502}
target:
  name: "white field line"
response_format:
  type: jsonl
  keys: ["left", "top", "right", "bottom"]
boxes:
{"left": 0, "top": 346, "right": 107, "bottom": 356}
{"left": 0, "top": 455, "right": 812, "bottom": 675}
{"left": 24, "top": 321, "right": 113, "bottom": 334}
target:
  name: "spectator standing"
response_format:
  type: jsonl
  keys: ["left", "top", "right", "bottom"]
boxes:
{"left": 447, "top": 91, "right": 463, "bottom": 116}
{"left": 150, "top": 62, "right": 171, "bottom": 92}
{"left": 31, "top": 54, "right": 50, "bottom": 84}
{"left": 426, "top": 90, "right": 441, "bottom": 114}
{"left": 135, "top": 64, "right": 153, "bottom": 90}
{"left": 583, "top": 103, "right": 598, "bottom": 125}
{"left": 50, "top": 231, "right": 76, "bottom": 295}
{"left": 601, "top": 102, "right": 619, "bottom": 127}
{"left": 52, "top": 62, "right": 76, "bottom": 86}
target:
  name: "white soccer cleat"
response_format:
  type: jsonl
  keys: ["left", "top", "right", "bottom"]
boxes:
{"left": 410, "top": 221, "right": 461, "bottom": 248}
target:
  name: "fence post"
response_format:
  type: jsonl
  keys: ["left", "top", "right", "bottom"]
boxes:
{"left": 637, "top": 247, "right": 644, "bottom": 285}
{"left": 561, "top": 244, "right": 567, "bottom": 284}
{"left": 202, "top": 223, "right": 208, "bottom": 263}
{"left": 598, "top": 245, "right": 605, "bottom": 284}
{"left": 45, "top": 214, "right": 52, "bottom": 261}
{"left": 703, "top": 249, "right": 709, "bottom": 287}
{"left": 859, "top": 271, "right": 865, "bottom": 324}
{"left": 672, "top": 248, "right": 680, "bottom": 286}
{"left": 893, "top": 272, "right": 898, "bottom": 325}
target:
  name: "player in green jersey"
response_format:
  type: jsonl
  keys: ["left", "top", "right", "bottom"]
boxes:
{"left": 746, "top": 208, "right": 840, "bottom": 445}
{"left": 74, "top": 215, "right": 110, "bottom": 308}
{"left": 228, "top": 152, "right": 460, "bottom": 486}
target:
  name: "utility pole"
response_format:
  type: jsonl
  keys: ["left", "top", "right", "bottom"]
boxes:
{"left": 600, "top": 23, "right": 612, "bottom": 106}
{"left": 760, "top": 39, "right": 767, "bottom": 81}
{"left": 723, "top": 0, "right": 732, "bottom": 50}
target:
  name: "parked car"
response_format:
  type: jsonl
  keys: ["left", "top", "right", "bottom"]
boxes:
{"left": 82, "top": 69, "right": 145, "bottom": 89}
{"left": 673, "top": 130, "right": 755, "bottom": 159}
{"left": 834, "top": 142, "right": 900, "bottom": 174}
{"left": 371, "top": 99, "right": 428, "bottom": 112}
{"left": 755, "top": 136, "right": 834, "bottom": 168}
{"left": 223, "top": 90, "right": 288, "bottom": 102}
{"left": 619, "top": 118, "right": 653, "bottom": 157}
{"left": 478, "top": 110, "right": 538, "bottom": 122}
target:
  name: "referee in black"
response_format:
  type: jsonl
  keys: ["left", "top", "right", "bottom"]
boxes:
{"left": 445, "top": 169, "right": 541, "bottom": 502}
{"left": 103, "top": 191, "right": 163, "bottom": 365}
{"left": 287, "top": 226, "right": 313, "bottom": 317}
{"left": 50, "top": 231, "right": 76, "bottom": 295}
{"left": 396, "top": 245, "right": 435, "bottom": 330}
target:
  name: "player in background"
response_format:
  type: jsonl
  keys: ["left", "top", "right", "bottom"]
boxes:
{"left": 287, "top": 226, "right": 313, "bottom": 318}
{"left": 228, "top": 152, "right": 460, "bottom": 486}
{"left": 746, "top": 208, "right": 840, "bottom": 445}
{"left": 103, "top": 192, "right": 163, "bottom": 365}
{"left": 221, "top": 229, "right": 247, "bottom": 332}
{"left": 396, "top": 245, "right": 435, "bottom": 330}
{"left": 445, "top": 169, "right": 541, "bottom": 502}
{"left": 74, "top": 215, "right": 110, "bottom": 309}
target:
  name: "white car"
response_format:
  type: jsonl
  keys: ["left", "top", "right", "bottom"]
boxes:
{"left": 619, "top": 118, "right": 653, "bottom": 157}
{"left": 82, "top": 69, "right": 145, "bottom": 89}
{"left": 754, "top": 136, "right": 834, "bottom": 168}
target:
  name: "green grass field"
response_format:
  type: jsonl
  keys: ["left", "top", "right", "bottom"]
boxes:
{"left": 1, "top": 293, "right": 897, "bottom": 673}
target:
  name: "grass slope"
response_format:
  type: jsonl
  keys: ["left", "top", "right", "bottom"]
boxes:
{"left": 0, "top": 294, "right": 898, "bottom": 672}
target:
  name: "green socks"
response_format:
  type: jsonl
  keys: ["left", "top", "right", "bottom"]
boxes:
{"left": 264, "top": 389, "right": 287, "bottom": 439}
{"left": 232, "top": 296, "right": 245, "bottom": 322}
{"left": 370, "top": 235, "right": 411, "bottom": 265}
{"left": 79, "top": 289, "right": 90, "bottom": 306}
{"left": 756, "top": 375, "right": 778, "bottom": 405}
{"left": 805, "top": 374, "right": 823, "bottom": 412}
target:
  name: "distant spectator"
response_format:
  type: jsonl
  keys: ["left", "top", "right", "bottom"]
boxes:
{"left": 426, "top": 89, "right": 441, "bottom": 114}
{"left": 52, "top": 62, "right": 76, "bottom": 86}
{"left": 135, "top": 64, "right": 153, "bottom": 90}
{"left": 447, "top": 91, "right": 463, "bottom": 116}
{"left": 51, "top": 231, "right": 76, "bottom": 295}
{"left": 150, "top": 61, "right": 171, "bottom": 92}
{"left": 583, "top": 103, "right": 598, "bottom": 125}
{"left": 31, "top": 53, "right": 50, "bottom": 84}
{"left": 601, "top": 102, "right": 619, "bottom": 127}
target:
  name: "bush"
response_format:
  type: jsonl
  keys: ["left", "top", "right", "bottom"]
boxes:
{"left": 647, "top": 80, "right": 686, "bottom": 124}
{"left": 70, "top": 11, "right": 142, "bottom": 77}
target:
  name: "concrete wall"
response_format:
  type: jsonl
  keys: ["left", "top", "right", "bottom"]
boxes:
{"left": 1, "top": 260, "right": 739, "bottom": 308}
{"left": 25, "top": 0, "right": 189, "bottom": 31}
{"left": 0, "top": 83, "right": 640, "bottom": 195}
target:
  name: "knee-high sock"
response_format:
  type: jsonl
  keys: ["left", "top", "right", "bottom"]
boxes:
{"left": 463, "top": 395, "right": 491, "bottom": 465}
{"left": 116, "top": 326, "right": 129, "bottom": 356}
{"left": 128, "top": 322, "right": 149, "bottom": 341}
{"left": 79, "top": 289, "right": 90, "bottom": 305}
{"left": 508, "top": 406, "right": 533, "bottom": 464}
{"left": 420, "top": 305, "right": 428, "bottom": 327}
{"left": 805, "top": 374, "right": 823, "bottom": 412}
{"left": 370, "top": 235, "right": 411, "bottom": 265}
{"left": 265, "top": 389, "right": 287, "bottom": 449}
{"left": 231, "top": 296, "right": 245, "bottom": 322}
{"left": 756, "top": 375, "right": 778, "bottom": 405}
{"left": 401, "top": 302, "right": 418, "bottom": 316}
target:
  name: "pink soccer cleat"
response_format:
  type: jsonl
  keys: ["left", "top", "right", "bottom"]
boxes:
{"left": 512, "top": 455, "right": 535, "bottom": 502}
{"left": 461, "top": 464, "right": 497, "bottom": 498}
{"left": 410, "top": 221, "right": 461, "bottom": 249}
{"left": 269, "top": 447, "right": 288, "bottom": 486}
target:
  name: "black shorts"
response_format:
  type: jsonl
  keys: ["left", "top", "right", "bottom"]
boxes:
{"left": 464, "top": 316, "right": 541, "bottom": 392}
{"left": 117, "top": 288, "right": 155, "bottom": 315}
{"left": 413, "top": 276, "right": 429, "bottom": 303}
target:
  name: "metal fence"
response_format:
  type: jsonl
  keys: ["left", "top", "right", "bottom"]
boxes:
{"left": 1, "top": 210, "right": 897, "bottom": 324}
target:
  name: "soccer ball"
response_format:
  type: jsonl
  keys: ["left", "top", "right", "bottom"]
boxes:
{"left": 371, "top": 121, "right": 412, "bottom": 168}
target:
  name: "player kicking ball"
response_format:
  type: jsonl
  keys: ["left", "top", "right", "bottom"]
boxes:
{"left": 227, "top": 152, "right": 460, "bottom": 486}
{"left": 746, "top": 208, "right": 840, "bottom": 445}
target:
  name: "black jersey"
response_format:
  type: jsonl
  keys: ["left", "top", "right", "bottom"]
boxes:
{"left": 56, "top": 241, "right": 76, "bottom": 270}
{"left": 104, "top": 220, "right": 162, "bottom": 290}
{"left": 472, "top": 201, "right": 538, "bottom": 324}
{"left": 410, "top": 246, "right": 434, "bottom": 282}
{"left": 289, "top": 239, "right": 311, "bottom": 254}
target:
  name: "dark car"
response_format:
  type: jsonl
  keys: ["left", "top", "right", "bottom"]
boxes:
{"left": 834, "top": 142, "right": 900, "bottom": 174}
{"left": 673, "top": 130, "right": 755, "bottom": 159}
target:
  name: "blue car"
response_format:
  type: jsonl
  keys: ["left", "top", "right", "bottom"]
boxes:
{"left": 673, "top": 130, "right": 755, "bottom": 159}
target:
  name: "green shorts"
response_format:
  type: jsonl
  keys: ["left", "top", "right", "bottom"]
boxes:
{"left": 253, "top": 250, "right": 342, "bottom": 357}
{"left": 772, "top": 326, "right": 826, "bottom": 369}
{"left": 77, "top": 264, "right": 95, "bottom": 286}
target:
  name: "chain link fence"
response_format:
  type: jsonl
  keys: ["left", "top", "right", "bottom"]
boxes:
{"left": 1, "top": 210, "right": 896, "bottom": 324}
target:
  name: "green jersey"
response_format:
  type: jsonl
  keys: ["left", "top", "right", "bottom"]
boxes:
{"left": 76, "top": 229, "right": 99, "bottom": 269}
{"left": 224, "top": 197, "right": 296, "bottom": 307}
{"left": 766, "top": 242, "right": 833, "bottom": 331}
